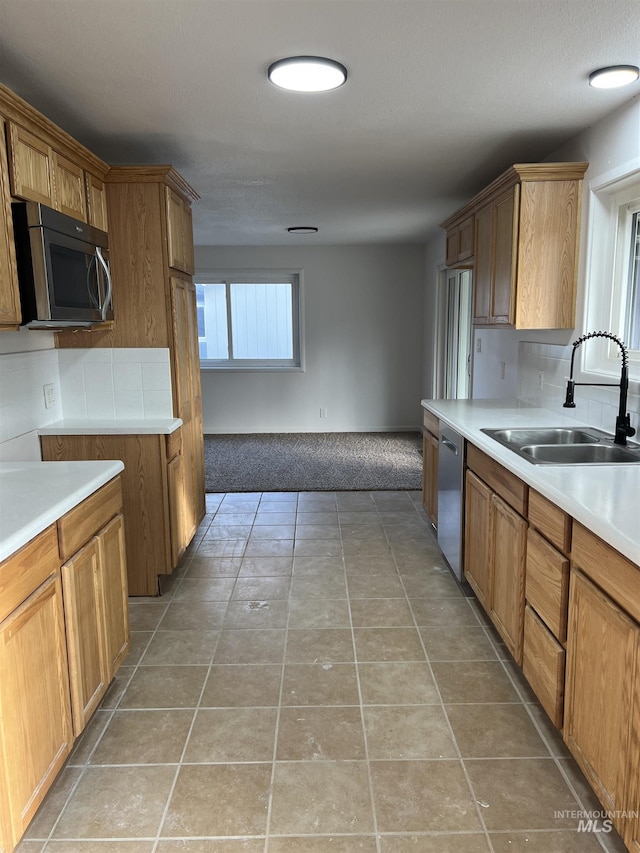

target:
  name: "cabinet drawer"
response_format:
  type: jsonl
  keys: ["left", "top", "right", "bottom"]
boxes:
{"left": 523, "top": 605, "right": 565, "bottom": 729}
{"left": 422, "top": 409, "right": 439, "bottom": 437}
{"left": 166, "top": 428, "right": 182, "bottom": 461}
{"left": 0, "top": 525, "right": 60, "bottom": 623}
{"left": 57, "top": 478, "right": 123, "bottom": 561}
{"left": 466, "top": 443, "right": 527, "bottom": 516}
{"left": 526, "top": 528, "right": 569, "bottom": 642}
{"left": 528, "top": 490, "right": 571, "bottom": 554}
{"left": 571, "top": 523, "right": 640, "bottom": 623}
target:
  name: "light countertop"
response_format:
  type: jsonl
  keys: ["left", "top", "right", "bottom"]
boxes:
{"left": 0, "top": 460, "right": 124, "bottom": 563}
{"left": 38, "top": 418, "right": 182, "bottom": 435}
{"left": 421, "top": 398, "right": 640, "bottom": 565}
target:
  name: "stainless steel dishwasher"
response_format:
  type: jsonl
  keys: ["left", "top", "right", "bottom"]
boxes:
{"left": 437, "top": 424, "right": 464, "bottom": 581}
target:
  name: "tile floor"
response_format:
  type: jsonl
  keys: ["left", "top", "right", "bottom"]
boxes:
{"left": 19, "top": 490, "right": 628, "bottom": 853}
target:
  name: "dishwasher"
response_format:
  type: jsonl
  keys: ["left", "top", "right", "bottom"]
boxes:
{"left": 437, "top": 424, "right": 464, "bottom": 582}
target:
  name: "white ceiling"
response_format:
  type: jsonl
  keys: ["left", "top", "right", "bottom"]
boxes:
{"left": 1, "top": 0, "right": 639, "bottom": 246}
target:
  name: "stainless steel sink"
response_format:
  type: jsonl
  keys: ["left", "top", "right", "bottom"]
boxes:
{"left": 520, "top": 443, "right": 640, "bottom": 464}
{"left": 481, "top": 426, "right": 640, "bottom": 465}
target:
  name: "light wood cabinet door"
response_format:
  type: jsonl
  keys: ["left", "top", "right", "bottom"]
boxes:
{"left": 0, "top": 573, "right": 72, "bottom": 848}
{"left": 463, "top": 469, "right": 492, "bottom": 609}
{"left": 489, "top": 493, "right": 527, "bottom": 663}
{"left": 52, "top": 152, "right": 86, "bottom": 222}
{"left": 62, "top": 538, "right": 109, "bottom": 736}
{"left": 421, "top": 431, "right": 438, "bottom": 528}
{"left": 490, "top": 187, "right": 517, "bottom": 324}
{"left": 85, "top": 172, "right": 108, "bottom": 232}
{"left": 166, "top": 188, "right": 194, "bottom": 274}
{"left": 97, "top": 513, "right": 129, "bottom": 680}
{"left": 473, "top": 203, "right": 492, "bottom": 324}
{"left": 0, "top": 118, "right": 20, "bottom": 328}
{"left": 6, "top": 122, "right": 54, "bottom": 205}
{"left": 564, "top": 570, "right": 638, "bottom": 832}
{"left": 625, "top": 649, "right": 640, "bottom": 852}
{"left": 167, "top": 451, "right": 188, "bottom": 567}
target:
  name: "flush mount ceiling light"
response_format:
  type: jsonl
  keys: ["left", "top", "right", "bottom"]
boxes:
{"left": 287, "top": 226, "right": 318, "bottom": 234}
{"left": 589, "top": 65, "right": 639, "bottom": 88}
{"left": 268, "top": 56, "right": 347, "bottom": 92}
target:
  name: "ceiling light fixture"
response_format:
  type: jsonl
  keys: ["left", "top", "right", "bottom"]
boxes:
{"left": 268, "top": 56, "right": 347, "bottom": 92}
{"left": 589, "top": 65, "right": 639, "bottom": 89}
{"left": 287, "top": 226, "right": 318, "bottom": 235}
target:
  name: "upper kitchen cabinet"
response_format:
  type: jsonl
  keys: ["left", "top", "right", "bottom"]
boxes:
{"left": 444, "top": 215, "right": 474, "bottom": 269}
{"left": 0, "top": 118, "right": 20, "bottom": 329}
{"left": 166, "top": 186, "right": 195, "bottom": 274}
{"left": 0, "top": 84, "right": 109, "bottom": 227}
{"left": 441, "top": 162, "right": 588, "bottom": 329}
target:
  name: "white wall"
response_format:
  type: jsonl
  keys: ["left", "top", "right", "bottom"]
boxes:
{"left": 422, "top": 95, "right": 640, "bottom": 415}
{"left": 195, "top": 244, "right": 425, "bottom": 433}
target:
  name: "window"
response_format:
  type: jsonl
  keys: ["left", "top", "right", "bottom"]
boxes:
{"left": 195, "top": 272, "right": 303, "bottom": 369}
{"left": 583, "top": 168, "right": 640, "bottom": 382}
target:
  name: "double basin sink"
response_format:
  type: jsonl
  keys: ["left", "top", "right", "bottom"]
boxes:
{"left": 481, "top": 426, "right": 640, "bottom": 465}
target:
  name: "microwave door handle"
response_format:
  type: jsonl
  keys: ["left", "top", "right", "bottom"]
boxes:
{"left": 95, "top": 247, "right": 112, "bottom": 320}
{"left": 86, "top": 255, "right": 100, "bottom": 309}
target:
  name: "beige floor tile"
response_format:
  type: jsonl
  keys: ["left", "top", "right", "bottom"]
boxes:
{"left": 358, "top": 662, "right": 440, "bottom": 705}
{"left": 204, "top": 523, "right": 253, "bottom": 540}
{"left": 350, "top": 598, "right": 414, "bottom": 627}
{"left": 347, "top": 574, "right": 406, "bottom": 598}
{"left": 232, "top": 576, "right": 291, "bottom": 600}
{"left": 524, "top": 704, "right": 571, "bottom": 758}
{"left": 157, "top": 841, "right": 265, "bottom": 852}
{"left": 295, "top": 511, "right": 339, "bottom": 525}
{"left": 127, "top": 602, "right": 168, "bottom": 631}
{"left": 244, "top": 539, "right": 294, "bottom": 558}
{"left": 419, "top": 625, "right": 499, "bottom": 661}
{"left": 343, "top": 554, "right": 398, "bottom": 574}
{"left": 288, "top": 598, "right": 351, "bottom": 629}
{"left": 158, "top": 601, "right": 227, "bottom": 631}
{"left": 223, "top": 599, "right": 289, "bottom": 629}
{"left": 269, "top": 761, "right": 374, "bottom": 834}
{"left": 172, "top": 577, "right": 236, "bottom": 601}
{"left": 285, "top": 628, "right": 354, "bottom": 663}
{"left": 196, "top": 539, "right": 248, "bottom": 558}
{"left": 208, "top": 512, "right": 256, "bottom": 525}
{"left": 289, "top": 575, "right": 347, "bottom": 599}
{"left": 399, "top": 570, "right": 462, "bottom": 598}
{"left": 239, "top": 556, "right": 293, "bottom": 576}
{"left": 447, "top": 704, "right": 550, "bottom": 758}
{"left": 409, "top": 598, "right": 480, "bottom": 626}
{"left": 93, "top": 666, "right": 134, "bottom": 710}
{"left": 464, "top": 758, "right": 580, "bottom": 830}
{"left": 52, "top": 765, "right": 175, "bottom": 838}
{"left": 276, "top": 706, "right": 366, "bottom": 760}
{"left": 201, "top": 664, "right": 282, "bottom": 707}
{"left": 371, "top": 760, "right": 483, "bottom": 833}
{"left": 281, "top": 663, "right": 359, "bottom": 706}
{"left": 254, "top": 511, "right": 297, "bottom": 525}
{"left": 292, "top": 555, "right": 345, "bottom": 575}
{"left": 379, "top": 835, "right": 490, "bottom": 852}
{"left": 293, "top": 540, "right": 343, "bottom": 558}
{"left": 342, "top": 539, "right": 392, "bottom": 557}
{"left": 338, "top": 511, "right": 380, "bottom": 524}
{"left": 269, "top": 838, "right": 377, "bottom": 852}
{"left": 354, "top": 627, "right": 426, "bottom": 661}
{"left": 431, "top": 661, "right": 520, "bottom": 703}
{"left": 89, "top": 709, "right": 194, "bottom": 764}
{"left": 184, "top": 707, "right": 277, "bottom": 761}
{"left": 125, "top": 631, "right": 153, "bottom": 664}
{"left": 162, "top": 764, "right": 271, "bottom": 836}
{"left": 364, "top": 705, "right": 457, "bottom": 759}
{"left": 489, "top": 830, "right": 606, "bottom": 852}
{"left": 140, "top": 629, "right": 220, "bottom": 666}
{"left": 187, "top": 556, "right": 243, "bottom": 576}
{"left": 67, "top": 710, "right": 112, "bottom": 765}
{"left": 214, "top": 628, "right": 286, "bottom": 664}
{"left": 119, "top": 665, "right": 209, "bottom": 709}
{"left": 295, "top": 524, "right": 341, "bottom": 540}
{"left": 249, "top": 524, "right": 296, "bottom": 540}
{"left": 44, "top": 843, "right": 156, "bottom": 852}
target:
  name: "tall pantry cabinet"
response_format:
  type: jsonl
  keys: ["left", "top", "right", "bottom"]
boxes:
{"left": 57, "top": 166, "right": 205, "bottom": 552}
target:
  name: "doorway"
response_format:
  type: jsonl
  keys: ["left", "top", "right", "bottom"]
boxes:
{"left": 436, "top": 268, "right": 473, "bottom": 399}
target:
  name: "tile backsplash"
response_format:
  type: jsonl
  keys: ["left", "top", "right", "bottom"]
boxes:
{"left": 0, "top": 347, "right": 173, "bottom": 461}
{"left": 518, "top": 341, "right": 640, "bottom": 436}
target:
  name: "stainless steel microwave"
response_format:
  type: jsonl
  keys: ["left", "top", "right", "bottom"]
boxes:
{"left": 12, "top": 201, "right": 113, "bottom": 328}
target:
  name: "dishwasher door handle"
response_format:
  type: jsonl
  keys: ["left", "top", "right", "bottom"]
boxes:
{"left": 441, "top": 436, "right": 460, "bottom": 455}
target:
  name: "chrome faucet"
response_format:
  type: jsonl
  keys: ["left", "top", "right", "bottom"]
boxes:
{"left": 563, "top": 331, "right": 636, "bottom": 446}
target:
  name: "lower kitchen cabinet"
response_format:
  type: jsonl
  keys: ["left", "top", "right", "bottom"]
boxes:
{"left": 422, "top": 416, "right": 439, "bottom": 528}
{"left": 41, "top": 430, "right": 190, "bottom": 595}
{"left": 463, "top": 469, "right": 492, "bottom": 609}
{"left": 564, "top": 524, "right": 640, "bottom": 847}
{"left": 0, "top": 528, "right": 73, "bottom": 851}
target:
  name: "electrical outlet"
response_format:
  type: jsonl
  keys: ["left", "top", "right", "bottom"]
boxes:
{"left": 43, "top": 383, "right": 56, "bottom": 409}
{"left": 476, "top": 337, "right": 482, "bottom": 353}
{"left": 537, "top": 370, "right": 544, "bottom": 391}
{"left": 320, "top": 408, "right": 328, "bottom": 418}
{"left": 499, "top": 362, "right": 506, "bottom": 380}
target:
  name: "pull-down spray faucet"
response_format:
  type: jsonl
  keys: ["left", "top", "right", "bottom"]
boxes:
{"left": 563, "top": 331, "right": 636, "bottom": 446}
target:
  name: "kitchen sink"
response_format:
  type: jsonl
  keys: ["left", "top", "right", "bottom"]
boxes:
{"left": 481, "top": 426, "right": 640, "bottom": 465}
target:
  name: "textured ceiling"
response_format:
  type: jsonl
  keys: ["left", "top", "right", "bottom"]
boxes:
{"left": 0, "top": 0, "right": 639, "bottom": 246}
